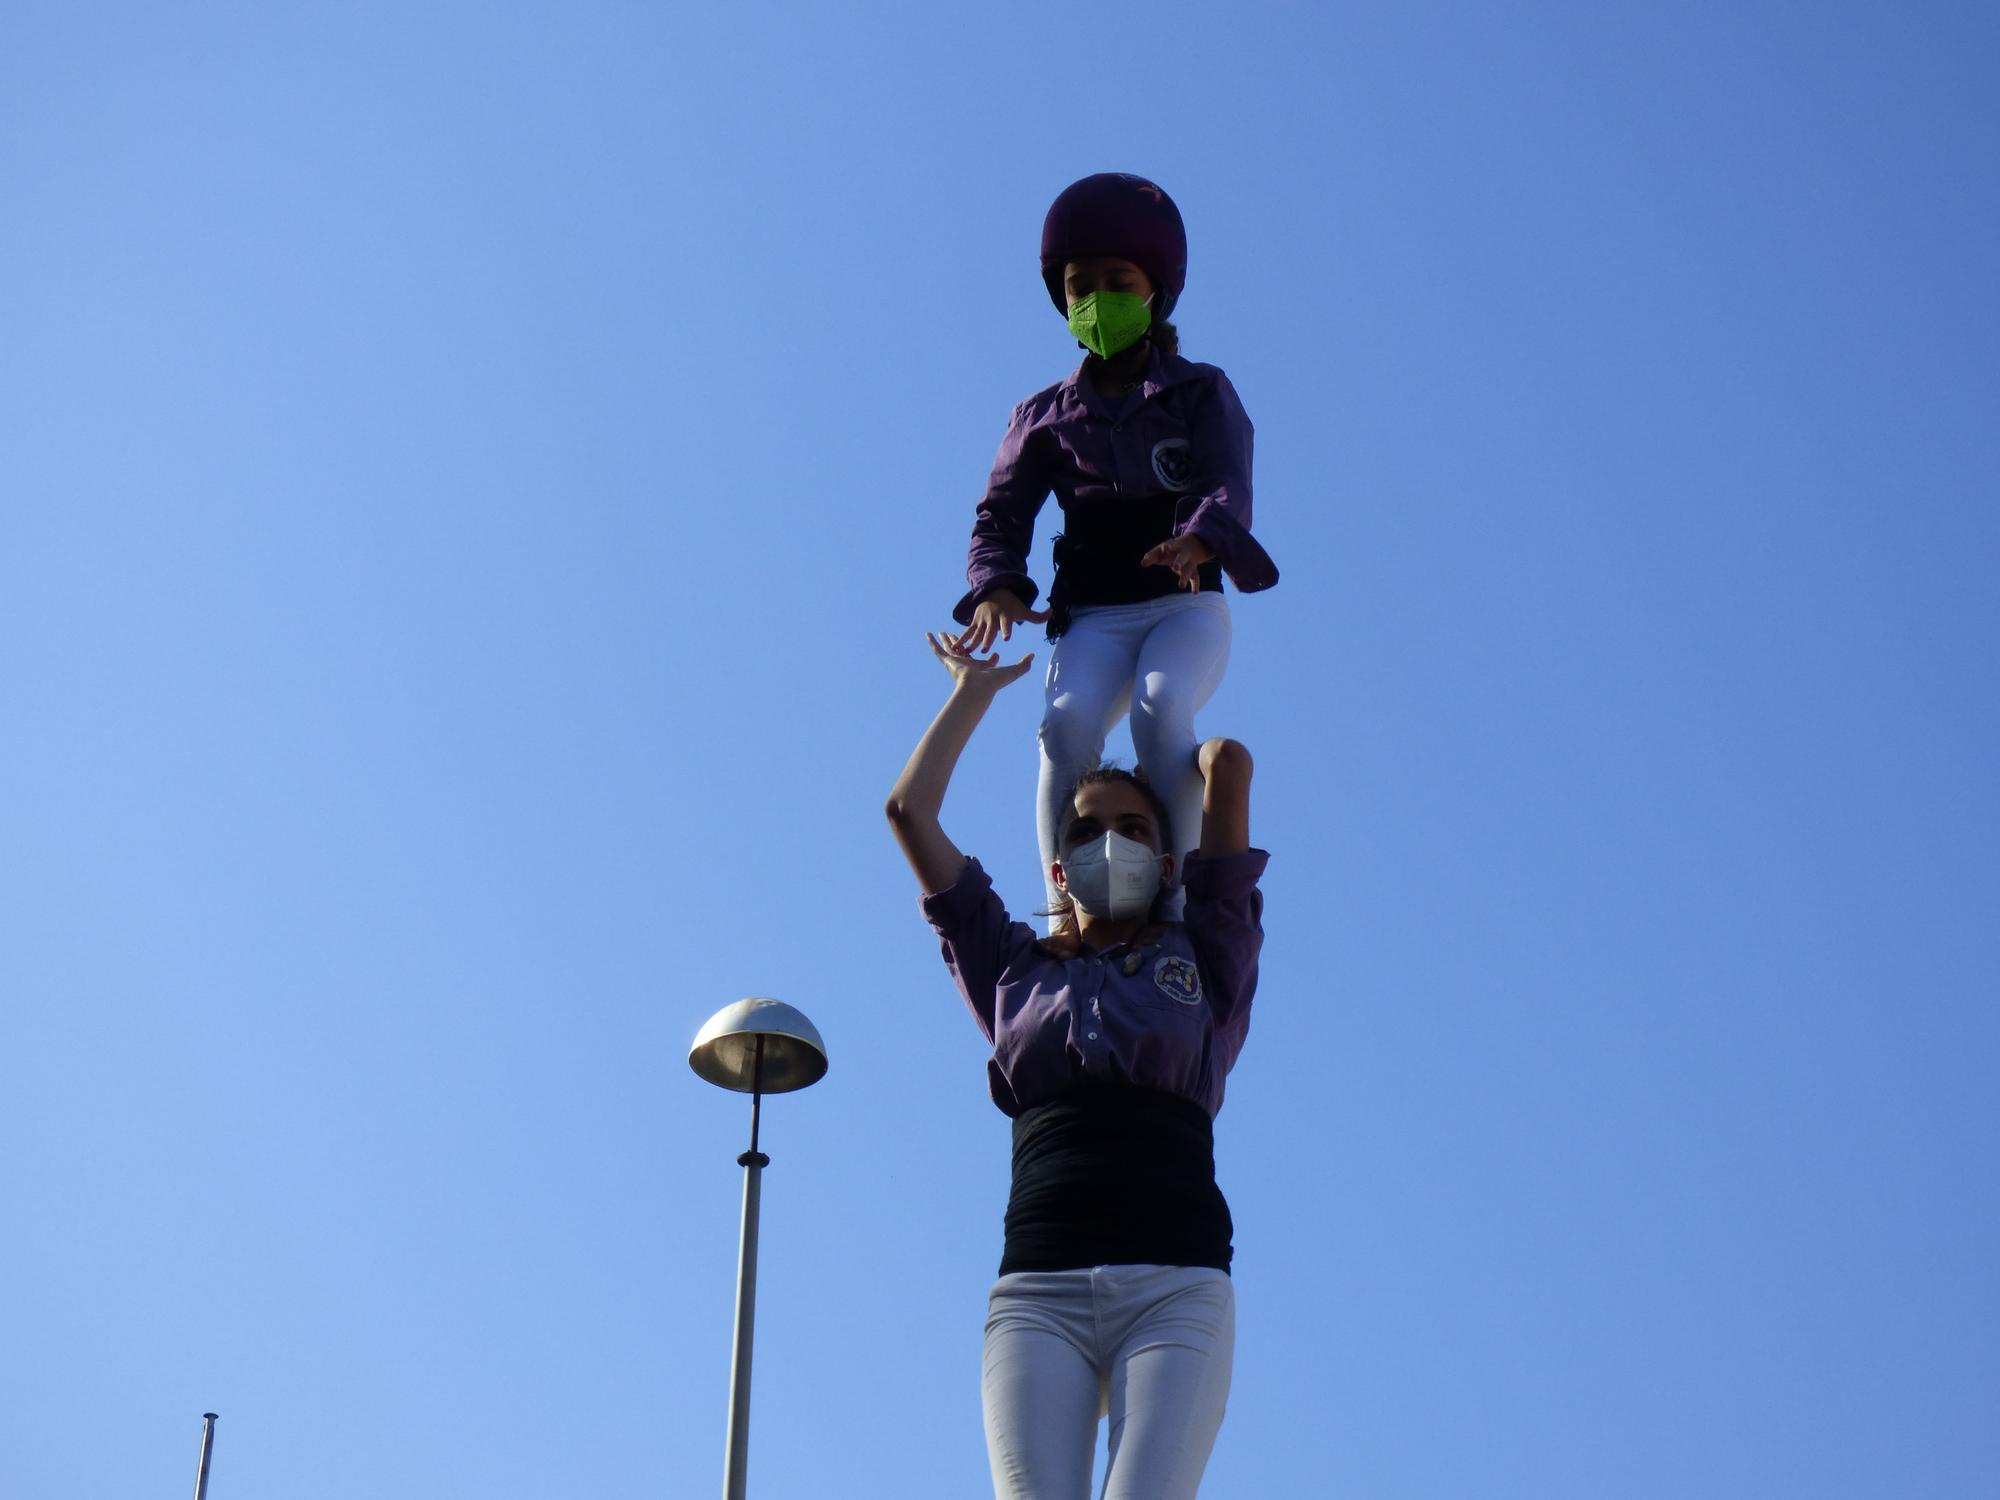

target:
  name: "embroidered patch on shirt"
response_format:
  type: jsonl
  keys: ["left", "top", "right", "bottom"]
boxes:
{"left": 1150, "top": 438, "right": 1194, "bottom": 491}
{"left": 1153, "top": 954, "right": 1203, "bottom": 1004}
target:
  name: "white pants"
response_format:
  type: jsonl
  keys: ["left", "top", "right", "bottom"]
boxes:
{"left": 982, "top": 1264, "right": 1235, "bottom": 1500}
{"left": 1037, "top": 593, "right": 1232, "bottom": 923}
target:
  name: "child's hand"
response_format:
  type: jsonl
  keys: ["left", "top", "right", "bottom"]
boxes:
{"left": 1141, "top": 534, "right": 1214, "bottom": 591}
{"left": 956, "top": 589, "right": 1050, "bottom": 654}
{"left": 927, "top": 632, "right": 1035, "bottom": 696}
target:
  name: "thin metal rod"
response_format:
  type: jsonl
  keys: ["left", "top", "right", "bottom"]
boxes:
{"left": 722, "top": 1034, "right": 772, "bottom": 1500}
{"left": 724, "top": 1133, "right": 770, "bottom": 1498}
{"left": 192, "top": 1413, "right": 218, "bottom": 1500}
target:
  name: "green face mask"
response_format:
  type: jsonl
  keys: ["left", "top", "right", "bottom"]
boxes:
{"left": 1066, "top": 291, "right": 1153, "bottom": 358}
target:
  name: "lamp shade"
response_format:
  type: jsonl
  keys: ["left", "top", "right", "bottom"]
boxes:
{"left": 688, "top": 998, "right": 828, "bottom": 1094}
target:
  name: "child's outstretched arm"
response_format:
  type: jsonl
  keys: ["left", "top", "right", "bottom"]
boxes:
{"left": 886, "top": 636, "right": 1036, "bottom": 896}
{"left": 954, "top": 405, "right": 1056, "bottom": 643}
{"left": 1165, "top": 373, "right": 1279, "bottom": 594}
{"left": 1196, "top": 737, "right": 1254, "bottom": 856}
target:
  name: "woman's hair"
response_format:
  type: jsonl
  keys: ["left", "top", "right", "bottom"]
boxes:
{"left": 1035, "top": 765, "right": 1175, "bottom": 956}
{"left": 1066, "top": 765, "right": 1174, "bottom": 851}
{"left": 1148, "top": 319, "right": 1181, "bottom": 356}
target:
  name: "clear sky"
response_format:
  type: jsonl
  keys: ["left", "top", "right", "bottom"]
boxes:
{"left": 4, "top": 3, "right": 1996, "bottom": 1496}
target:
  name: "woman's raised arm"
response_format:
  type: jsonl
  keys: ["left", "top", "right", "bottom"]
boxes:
{"left": 1195, "top": 737, "right": 1254, "bottom": 856}
{"left": 885, "top": 634, "right": 1036, "bottom": 896}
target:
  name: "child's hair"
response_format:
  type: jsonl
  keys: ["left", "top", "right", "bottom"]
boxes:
{"left": 1147, "top": 319, "right": 1180, "bottom": 357}
{"left": 1035, "top": 765, "right": 1176, "bottom": 955}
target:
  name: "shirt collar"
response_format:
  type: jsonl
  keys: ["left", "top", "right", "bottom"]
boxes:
{"left": 1054, "top": 344, "right": 1198, "bottom": 416}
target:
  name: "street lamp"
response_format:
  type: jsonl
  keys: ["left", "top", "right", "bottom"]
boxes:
{"left": 689, "top": 997, "right": 828, "bottom": 1500}
{"left": 191, "top": 1413, "right": 218, "bottom": 1500}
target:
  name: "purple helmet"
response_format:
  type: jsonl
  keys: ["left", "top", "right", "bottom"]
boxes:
{"left": 1040, "top": 173, "right": 1188, "bottom": 320}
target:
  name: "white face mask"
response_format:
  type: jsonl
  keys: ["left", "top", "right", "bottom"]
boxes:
{"left": 1058, "top": 830, "right": 1165, "bottom": 919}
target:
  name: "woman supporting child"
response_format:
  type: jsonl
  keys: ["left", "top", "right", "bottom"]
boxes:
{"left": 886, "top": 632, "right": 1265, "bottom": 1500}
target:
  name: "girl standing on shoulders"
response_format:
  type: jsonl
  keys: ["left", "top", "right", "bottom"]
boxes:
{"left": 953, "top": 172, "right": 1279, "bottom": 924}
{"left": 886, "top": 633, "right": 1267, "bottom": 1500}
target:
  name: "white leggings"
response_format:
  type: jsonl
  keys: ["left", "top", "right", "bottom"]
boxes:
{"left": 982, "top": 1264, "right": 1235, "bottom": 1500}
{"left": 1037, "top": 593, "right": 1232, "bottom": 923}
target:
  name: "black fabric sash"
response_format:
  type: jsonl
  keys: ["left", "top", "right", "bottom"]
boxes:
{"left": 1047, "top": 498, "right": 1224, "bottom": 638}
{"left": 1000, "top": 1079, "right": 1234, "bottom": 1275}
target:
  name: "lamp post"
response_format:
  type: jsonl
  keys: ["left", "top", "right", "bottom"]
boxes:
{"left": 191, "top": 1413, "right": 218, "bottom": 1500}
{"left": 689, "top": 997, "right": 828, "bottom": 1500}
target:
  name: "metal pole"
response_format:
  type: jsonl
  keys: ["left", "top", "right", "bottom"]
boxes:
{"left": 192, "top": 1413, "right": 218, "bottom": 1500}
{"left": 722, "top": 1039, "right": 769, "bottom": 1500}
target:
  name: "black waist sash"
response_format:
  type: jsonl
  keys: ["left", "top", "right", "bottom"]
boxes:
{"left": 1048, "top": 498, "right": 1224, "bottom": 637}
{"left": 1000, "top": 1080, "right": 1233, "bottom": 1275}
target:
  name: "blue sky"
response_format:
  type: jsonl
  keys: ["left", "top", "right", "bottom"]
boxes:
{"left": 4, "top": 3, "right": 1996, "bottom": 1496}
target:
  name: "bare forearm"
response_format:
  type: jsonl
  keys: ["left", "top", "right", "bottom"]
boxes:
{"left": 1196, "top": 738, "right": 1253, "bottom": 855}
{"left": 885, "top": 684, "right": 997, "bottom": 893}
{"left": 889, "top": 636, "right": 1035, "bottom": 893}
{"left": 889, "top": 683, "right": 999, "bottom": 823}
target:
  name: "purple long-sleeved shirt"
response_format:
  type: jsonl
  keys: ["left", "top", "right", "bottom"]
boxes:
{"left": 952, "top": 350, "right": 1281, "bottom": 623}
{"left": 920, "top": 848, "right": 1268, "bottom": 1118}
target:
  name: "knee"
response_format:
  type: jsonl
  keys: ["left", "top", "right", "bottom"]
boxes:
{"left": 1129, "top": 690, "right": 1196, "bottom": 760}
{"left": 1038, "top": 702, "right": 1105, "bottom": 769}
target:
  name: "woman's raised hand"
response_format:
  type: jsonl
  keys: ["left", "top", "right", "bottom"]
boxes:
{"left": 927, "top": 632, "right": 1036, "bottom": 694}
{"left": 886, "top": 634, "right": 1036, "bottom": 894}
{"left": 955, "top": 588, "right": 1050, "bottom": 655}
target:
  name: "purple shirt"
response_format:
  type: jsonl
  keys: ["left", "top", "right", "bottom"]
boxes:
{"left": 953, "top": 350, "right": 1281, "bottom": 623}
{"left": 920, "top": 849, "right": 1269, "bottom": 1118}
